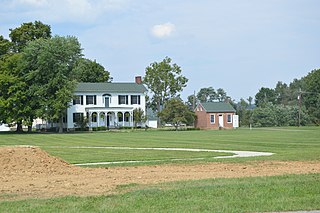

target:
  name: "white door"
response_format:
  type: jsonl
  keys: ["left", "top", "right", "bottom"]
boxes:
{"left": 233, "top": 115, "right": 239, "bottom": 128}
{"left": 218, "top": 114, "right": 224, "bottom": 127}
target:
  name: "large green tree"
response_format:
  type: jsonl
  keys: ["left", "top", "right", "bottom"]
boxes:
{"left": 9, "top": 21, "right": 51, "bottom": 52}
{"left": 0, "top": 21, "right": 52, "bottom": 132}
{"left": 20, "top": 36, "right": 82, "bottom": 133}
{"left": 159, "top": 98, "right": 195, "bottom": 130}
{"left": 0, "top": 53, "right": 36, "bottom": 131}
{"left": 73, "top": 58, "right": 112, "bottom": 83}
{"left": 143, "top": 57, "right": 188, "bottom": 126}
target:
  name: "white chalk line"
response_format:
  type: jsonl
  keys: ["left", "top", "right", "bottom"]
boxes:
{"left": 45, "top": 146, "right": 274, "bottom": 166}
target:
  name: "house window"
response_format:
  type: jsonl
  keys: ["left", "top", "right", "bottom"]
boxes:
{"left": 210, "top": 114, "right": 215, "bottom": 124}
{"left": 227, "top": 114, "right": 232, "bottom": 123}
{"left": 73, "top": 95, "right": 83, "bottom": 105}
{"left": 118, "top": 112, "right": 123, "bottom": 122}
{"left": 92, "top": 112, "right": 97, "bottom": 122}
{"left": 118, "top": 95, "right": 128, "bottom": 105}
{"left": 124, "top": 112, "right": 130, "bottom": 122}
{"left": 73, "top": 113, "right": 83, "bottom": 123}
{"left": 86, "top": 95, "right": 97, "bottom": 105}
{"left": 131, "top": 95, "right": 140, "bottom": 105}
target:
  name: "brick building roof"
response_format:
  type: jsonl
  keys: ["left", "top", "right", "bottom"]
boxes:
{"left": 199, "top": 102, "right": 236, "bottom": 113}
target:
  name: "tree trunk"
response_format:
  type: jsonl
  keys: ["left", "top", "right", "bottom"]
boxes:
{"left": 16, "top": 120, "right": 23, "bottom": 133}
{"left": 58, "top": 115, "right": 63, "bottom": 133}
{"left": 157, "top": 101, "right": 161, "bottom": 128}
{"left": 28, "top": 116, "right": 33, "bottom": 133}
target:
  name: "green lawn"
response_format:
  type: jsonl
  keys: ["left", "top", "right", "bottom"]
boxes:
{"left": 1, "top": 174, "right": 319, "bottom": 213}
{"left": 0, "top": 127, "right": 319, "bottom": 165}
{"left": 0, "top": 127, "right": 320, "bottom": 212}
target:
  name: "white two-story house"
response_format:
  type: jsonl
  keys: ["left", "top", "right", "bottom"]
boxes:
{"left": 67, "top": 76, "right": 147, "bottom": 129}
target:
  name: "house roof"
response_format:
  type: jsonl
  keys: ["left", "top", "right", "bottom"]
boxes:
{"left": 199, "top": 102, "right": 236, "bottom": 113}
{"left": 75, "top": 82, "right": 147, "bottom": 93}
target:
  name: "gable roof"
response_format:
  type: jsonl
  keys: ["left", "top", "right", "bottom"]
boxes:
{"left": 199, "top": 102, "right": 236, "bottom": 113}
{"left": 75, "top": 82, "right": 147, "bottom": 93}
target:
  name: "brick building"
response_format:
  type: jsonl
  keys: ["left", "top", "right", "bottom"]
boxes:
{"left": 194, "top": 102, "right": 238, "bottom": 130}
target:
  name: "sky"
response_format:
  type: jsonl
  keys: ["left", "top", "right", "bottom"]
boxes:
{"left": 1, "top": 0, "right": 320, "bottom": 101}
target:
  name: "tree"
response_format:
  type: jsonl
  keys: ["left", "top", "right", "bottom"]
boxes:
{"left": 0, "top": 36, "right": 12, "bottom": 57}
{"left": 133, "top": 108, "right": 146, "bottom": 128}
{"left": 216, "top": 88, "right": 229, "bottom": 102}
{"left": 252, "top": 103, "right": 277, "bottom": 127}
{"left": 0, "top": 72, "right": 29, "bottom": 131}
{"left": 0, "top": 21, "right": 52, "bottom": 132}
{"left": 20, "top": 36, "right": 82, "bottom": 133}
{"left": 255, "top": 87, "right": 276, "bottom": 107}
{"left": 303, "top": 69, "right": 320, "bottom": 125}
{"left": 186, "top": 93, "right": 197, "bottom": 110}
{"left": 197, "top": 87, "right": 216, "bottom": 102}
{"left": 0, "top": 53, "right": 35, "bottom": 132}
{"left": 73, "top": 58, "right": 112, "bottom": 83}
{"left": 9, "top": 21, "right": 51, "bottom": 52}
{"left": 236, "top": 98, "right": 249, "bottom": 126}
{"left": 143, "top": 57, "right": 188, "bottom": 127}
{"left": 159, "top": 98, "right": 195, "bottom": 130}
{"left": 275, "top": 81, "right": 290, "bottom": 106}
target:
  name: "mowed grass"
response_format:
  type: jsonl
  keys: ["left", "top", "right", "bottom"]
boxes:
{"left": 0, "top": 127, "right": 320, "bottom": 165}
{"left": 0, "top": 127, "right": 320, "bottom": 212}
{"left": 1, "top": 174, "right": 319, "bottom": 213}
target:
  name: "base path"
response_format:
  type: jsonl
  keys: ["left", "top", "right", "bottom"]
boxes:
{"left": 53, "top": 146, "right": 273, "bottom": 166}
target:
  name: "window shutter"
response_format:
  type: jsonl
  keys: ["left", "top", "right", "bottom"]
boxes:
{"left": 81, "top": 96, "right": 83, "bottom": 105}
{"left": 94, "top": 95, "right": 97, "bottom": 105}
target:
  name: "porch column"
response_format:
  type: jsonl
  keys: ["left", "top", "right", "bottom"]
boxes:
{"left": 97, "top": 111, "right": 100, "bottom": 128}
{"left": 121, "top": 111, "right": 124, "bottom": 127}
{"left": 88, "top": 112, "right": 92, "bottom": 131}
{"left": 130, "top": 111, "right": 133, "bottom": 127}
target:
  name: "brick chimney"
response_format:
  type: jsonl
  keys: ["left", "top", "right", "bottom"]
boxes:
{"left": 135, "top": 76, "right": 142, "bottom": 84}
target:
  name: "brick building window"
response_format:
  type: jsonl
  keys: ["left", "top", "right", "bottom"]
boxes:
{"left": 227, "top": 114, "right": 232, "bottom": 123}
{"left": 210, "top": 114, "right": 215, "bottom": 124}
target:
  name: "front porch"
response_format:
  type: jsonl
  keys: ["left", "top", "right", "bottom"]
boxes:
{"left": 86, "top": 107, "right": 134, "bottom": 129}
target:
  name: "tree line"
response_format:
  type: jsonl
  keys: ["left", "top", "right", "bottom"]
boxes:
{"left": 235, "top": 69, "right": 320, "bottom": 127}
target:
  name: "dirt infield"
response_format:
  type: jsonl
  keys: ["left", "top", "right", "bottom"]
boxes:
{"left": 1, "top": 146, "right": 320, "bottom": 200}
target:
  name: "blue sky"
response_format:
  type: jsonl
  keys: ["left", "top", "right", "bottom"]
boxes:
{"left": 1, "top": 0, "right": 319, "bottom": 101}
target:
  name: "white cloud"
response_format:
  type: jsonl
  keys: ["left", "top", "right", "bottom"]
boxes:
{"left": 151, "top": 22, "right": 175, "bottom": 38}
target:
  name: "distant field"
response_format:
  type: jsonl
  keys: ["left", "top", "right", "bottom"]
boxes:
{"left": 0, "top": 127, "right": 320, "bottom": 212}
